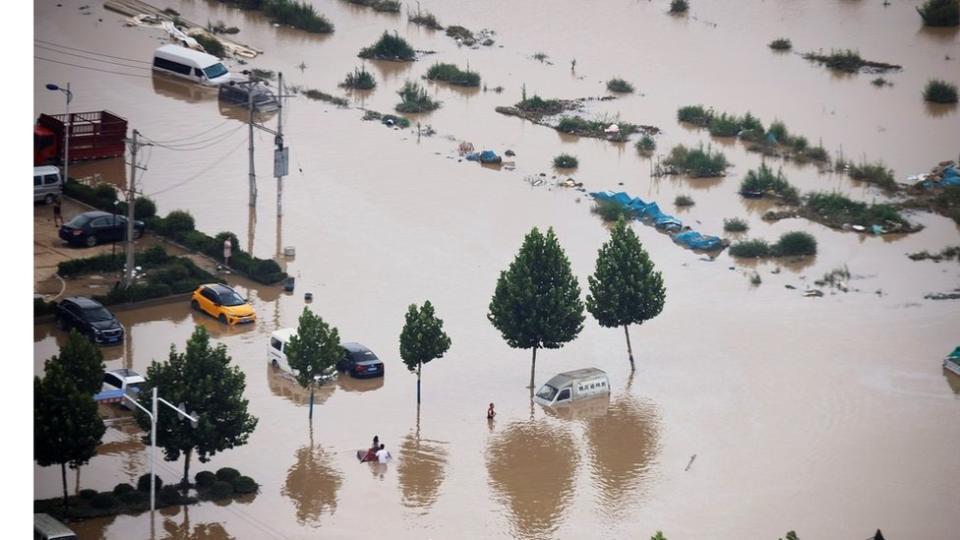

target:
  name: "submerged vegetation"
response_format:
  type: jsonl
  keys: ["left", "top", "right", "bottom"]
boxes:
{"left": 359, "top": 31, "right": 416, "bottom": 61}
{"left": 340, "top": 66, "right": 376, "bottom": 90}
{"left": 557, "top": 115, "right": 640, "bottom": 142}
{"left": 669, "top": 0, "right": 689, "bottom": 14}
{"left": 730, "top": 231, "right": 817, "bottom": 258}
{"left": 916, "top": 0, "right": 959, "bottom": 27}
{"left": 516, "top": 95, "right": 568, "bottom": 115}
{"left": 723, "top": 218, "right": 749, "bottom": 232}
{"left": 553, "top": 154, "right": 579, "bottom": 169}
{"left": 343, "top": 0, "right": 400, "bottom": 12}
{"left": 768, "top": 38, "right": 792, "bottom": 51}
{"left": 802, "top": 192, "right": 911, "bottom": 230}
{"left": 593, "top": 199, "right": 636, "bottom": 222}
{"left": 662, "top": 144, "right": 729, "bottom": 177}
{"left": 606, "top": 78, "right": 635, "bottom": 93}
{"left": 847, "top": 161, "right": 897, "bottom": 191}
{"left": 426, "top": 63, "right": 481, "bottom": 87}
{"left": 802, "top": 49, "right": 901, "bottom": 74}
{"left": 923, "top": 79, "right": 959, "bottom": 104}
{"left": 740, "top": 164, "right": 800, "bottom": 204}
{"left": 301, "top": 88, "right": 349, "bottom": 107}
{"left": 395, "top": 81, "right": 440, "bottom": 113}
{"left": 635, "top": 134, "right": 656, "bottom": 155}
{"left": 194, "top": 34, "right": 226, "bottom": 58}
{"left": 674, "top": 195, "right": 695, "bottom": 207}
{"left": 219, "top": 0, "right": 334, "bottom": 33}
{"left": 409, "top": 8, "right": 443, "bottom": 30}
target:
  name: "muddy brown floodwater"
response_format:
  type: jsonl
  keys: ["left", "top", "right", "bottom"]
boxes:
{"left": 34, "top": 1, "right": 959, "bottom": 538}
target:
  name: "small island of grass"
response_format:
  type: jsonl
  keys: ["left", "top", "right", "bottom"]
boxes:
{"left": 340, "top": 66, "right": 376, "bottom": 90}
{"left": 740, "top": 164, "right": 800, "bottom": 204}
{"left": 802, "top": 49, "right": 901, "bottom": 74}
{"left": 730, "top": 231, "right": 817, "bottom": 258}
{"left": 395, "top": 81, "right": 440, "bottom": 113}
{"left": 923, "top": 79, "right": 959, "bottom": 104}
{"left": 359, "top": 31, "right": 416, "bottom": 61}
{"left": 916, "top": 0, "right": 959, "bottom": 27}
{"left": 606, "top": 78, "right": 635, "bottom": 93}
{"left": 769, "top": 38, "right": 792, "bottom": 51}
{"left": 661, "top": 144, "right": 729, "bottom": 177}
{"left": 426, "top": 63, "right": 481, "bottom": 87}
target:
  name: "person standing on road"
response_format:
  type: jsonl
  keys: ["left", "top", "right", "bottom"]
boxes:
{"left": 223, "top": 237, "right": 232, "bottom": 267}
{"left": 53, "top": 196, "right": 63, "bottom": 227}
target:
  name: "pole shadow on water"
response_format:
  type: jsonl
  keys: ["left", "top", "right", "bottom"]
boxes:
{"left": 396, "top": 402, "right": 449, "bottom": 513}
{"left": 282, "top": 424, "right": 343, "bottom": 526}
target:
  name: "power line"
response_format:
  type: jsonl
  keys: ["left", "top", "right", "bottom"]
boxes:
{"left": 147, "top": 134, "right": 247, "bottom": 196}
{"left": 35, "top": 44, "right": 151, "bottom": 71}
{"left": 144, "top": 125, "right": 245, "bottom": 151}
{"left": 144, "top": 119, "right": 234, "bottom": 144}
{"left": 34, "top": 39, "right": 153, "bottom": 64}
{"left": 35, "top": 56, "right": 151, "bottom": 79}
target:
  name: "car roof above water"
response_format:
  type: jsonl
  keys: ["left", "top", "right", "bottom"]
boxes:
{"left": 544, "top": 368, "right": 608, "bottom": 388}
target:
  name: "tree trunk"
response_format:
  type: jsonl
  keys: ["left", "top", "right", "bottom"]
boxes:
{"left": 416, "top": 362, "right": 422, "bottom": 404}
{"left": 528, "top": 346, "right": 538, "bottom": 389}
{"left": 624, "top": 324, "right": 635, "bottom": 371}
{"left": 308, "top": 382, "right": 315, "bottom": 420}
{"left": 61, "top": 462, "right": 69, "bottom": 513}
{"left": 181, "top": 448, "right": 192, "bottom": 487}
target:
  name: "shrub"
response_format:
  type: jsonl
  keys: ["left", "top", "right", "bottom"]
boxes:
{"left": 557, "top": 116, "right": 592, "bottom": 134}
{"left": 181, "top": 230, "right": 215, "bottom": 252}
{"left": 532, "top": 51, "right": 548, "bottom": 62}
{"left": 723, "top": 218, "right": 749, "bottom": 232}
{"left": 302, "top": 88, "right": 349, "bottom": 107}
{"left": 670, "top": 0, "right": 689, "bottom": 14}
{"left": 216, "top": 467, "right": 241, "bottom": 483}
{"left": 409, "top": 9, "right": 442, "bottom": 30}
{"left": 57, "top": 253, "right": 125, "bottom": 277}
{"left": 663, "top": 144, "right": 728, "bottom": 177}
{"left": 517, "top": 95, "right": 565, "bottom": 115}
{"left": 872, "top": 77, "right": 890, "bottom": 87}
{"left": 162, "top": 210, "right": 196, "bottom": 236}
{"left": 916, "top": 0, "right": 959, "bottom": 27}
{"left": 208, "top": 20, "right": 240, "bottom": 34}
{"left": 635, "top": 134, "right": 656, "bottom": 154}
{"left": 553, "top": 154, "right": 579, "bottom": 169}
{"left": 79, "top": 488, "right": 98, "bottom": 499}
{"left": 91, "top": 492, "right": 117, "bottom": 509}
{"left": 35, "top": 297, "right": 57, "bottom": 316}
{"left": 426, "top": 63, "right": 481, "bottom": 87}
{"left": 63, "top": 179, "right": 118, "bottom": 211}
{"left": 194, "top": 34, "right": 226, "bottom": 58}
{"left": 446, "top": 25, "right": 475, "bottom": 42}
{"left": 848, "top": 161, "right": 897, "bottom": 190}
{"left": 767, "top": 121, "right": 788, "bottom": 144}
{"left": 773, "top": 231, "right": 817, "bottom": 256}
{"left": 119, "top": 489, "right": 147, "bottom": 504}
{"left": 791, "top": 135, "right": 808, "bottom": 152}
{"left": 708, "top": 112, "right": 741, "bottom": 137}
{"left": 804, "top": 145, "right": 830, "bottom": 162}
{"left": 159, "top": 485, "right": 183, "bottom": 505}
{"left": 209, "top": 480, "right": 234, "bottom": 499}
{"left": 359, "top": 31, "right": 415, "bottom": 61}
{"left": 769, "top": 38, "right": 792, "bottom": 51}
{"left": 739, "top": 112, "right": 764, "bottom": 133}
{"left": 923, "top": 79, "right": 959, "bottom": 104}
{"left": 113, "top": 483, "right": 135, "bottom": 496}
{"left": 260, "top": 0, "right": 334, "bottom": 33}
{"left": 195, "top": 471, "right": 217, "bottom": 488}
{"left": 232, "top": 475, "right": 259, "bottom": 494}
{"left": 606, "top": 78, "right": 634, "bottom": 93}
{"left": 117, "top": 196, "right": 158, "bottom": 219}
{"left": 677, "top": 105, "right": 711, "bottom": 126}
{"left": 804, "top": 192, "right": 909, "bottom": 228}
{"left": 729, "top": 239, "right": 771, "bottom": 258}
{"left": 140, "top": 245, "right": 171, "bottom": 266}
{"left": 675, "top": 195, "right": 695, "bottom": 207}
{"left": 592, "top": 199, "right": 636, "bottom": 222}
{"left": 395, "top": 81, "right": 440, "bottom": 113}
{"left": 93, "top": 183, "right": 119, "bottom": 203}
{"left": 340, "top": 66, "right": 376, "bottom": 90}
{"left": 740, "top": 164, "right": 800, "bottom": 204}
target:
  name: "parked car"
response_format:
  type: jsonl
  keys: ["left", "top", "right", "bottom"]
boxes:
{"left": 58, "top": 210, "right": 144, "bottom": 247}
{"left": 55, "top": 296, "right": 124, "bottom": 345}
{"left": 219, "top": 81, "right": 279, "bottom": 111}
{"left": 191, "top": 283, "right": 256, "bottom": 325}
{"left": 98, "top": 368, "right": 146, "bottom": 409}
{"left": 34, "top": 513, "right": 77, "bottom": 540}
{"left": 336, "top": 342, "right": 384, "bottom": 379}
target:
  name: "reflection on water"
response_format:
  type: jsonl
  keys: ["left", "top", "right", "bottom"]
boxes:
{"left": 282, "top": 433, "right": 343, "bottom": 525}
{"left": 583, "top": 395, "right": 660, "bottom": 515}
{"left": 396, "top": 429, "right": 449, "bottom": 512}
{"left": 69, "top": 514, "right": 116, "bottom": 540}
{"left": 541, "top": 394, "right": 610, "bottom": 422}
{"left": 266, "top": 363, "right": 338, "bottom": 406}
{"left": 924, "top": 102, "right": 957, "bottom": 119}
{"left": 486, "top": 420, "right": 579, "bottom": 540}
{"left": 218, "top": 100, "right": 277, "bottom": 123}
{"left": 160, "top": 507, "right": 234, "bottom": 540}
{"left": 944, "top": 369, "right": 960, "bottom": 396}
{"left": 152, "top": 73, "right": 218, "bottom": 104}
{"left": 337, "top": 373, "right": 385, "bottom": 393}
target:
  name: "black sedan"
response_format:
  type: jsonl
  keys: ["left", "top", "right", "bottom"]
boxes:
{"left": 336, "top": 343, "right": 385, "bottom": 379}
{"left": 56, "top": 296, "right": 124, "bottom": 345}
{"left": 59, "top": 211, "right": 144, "bottom": 247}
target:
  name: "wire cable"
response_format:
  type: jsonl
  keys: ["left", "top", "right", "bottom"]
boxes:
{"left": 144, "top": 119, "right": 234, "bottom": 145}
{"left": 146, "top": 134, "right": 247, "bottom": 197}
{"left": 35, "top": 44, "right": 151, "bottom": 70}
{"left": 35, "top": 56, "right": 151, "bottom": 79}
{"left": 144, "top": 125, "right": 245, "bottom": 151}
{"left": 34, "top": 39, "right": 153, "bottom": 64}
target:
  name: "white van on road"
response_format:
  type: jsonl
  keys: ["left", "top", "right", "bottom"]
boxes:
{"left": 34, "top": 165, "right": 62, "bottom": 204}
{"left": 152, "top": 44, "right": 231, "bottom": 86}
{"left": 534, "top": 368, "right": 610, "bottom": 407}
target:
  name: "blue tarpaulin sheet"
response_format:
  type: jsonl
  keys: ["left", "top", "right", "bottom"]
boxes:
{"left": 479, "top": 150, "right": 501, "bottom": 163}
{"left": 673, "top": 230, "right": 723, "bottom": 250}
{"left": 591, "top": 191, "right": 725, "bottom": 251}
{"left": 943, "top": 167, "right": 960, "bottom": 186}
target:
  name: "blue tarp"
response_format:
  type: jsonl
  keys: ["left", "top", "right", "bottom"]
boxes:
{"left": 943, "top": 167, "right": 960, "bottom": 186}
{"left": 591, "top": 190, "right": 725, "bottom": 252}
{"left": 94, "top": 388, "right": 125, "bottom": 403}
{"left": 479, "top": 150, "right": 501, "bottom": 164}
{"left": 673, "top": 230, "right": 723, "bottom": 250}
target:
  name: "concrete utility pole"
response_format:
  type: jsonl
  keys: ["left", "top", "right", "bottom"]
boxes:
{"left": 248, "top": 87, "right": 257, "bottom": 208}
{"left": 123, "top": 130, "right": 151, "bottom": 288}
{"left": 276, "top": 71, "right": 284, "bottom": 218}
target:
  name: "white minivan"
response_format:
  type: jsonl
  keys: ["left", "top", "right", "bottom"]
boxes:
{"left": 152, "top": 44, "right": 231, "bottom": 86}
{"left": 34, "top": 165, "right": 62, "bottom": 204}
{"left": 534, "top": 368, "right": 610, "bottom": 407}
{"left": 268, "top": 328, "right": 336, "bottom": 382}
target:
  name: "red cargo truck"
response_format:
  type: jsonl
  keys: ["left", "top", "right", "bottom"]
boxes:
{"left": 34, "top": 110, "right": 128, "bottom": 166}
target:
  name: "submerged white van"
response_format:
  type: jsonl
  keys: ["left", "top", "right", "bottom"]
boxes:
{"left": 534, "top": 368, "right": 610, "bottom": 407}
{"left": 152, "top": 44, "right": 231, "bottom": 86}
{"left": 268, "top": 328, "right": 336, "bottom": 382}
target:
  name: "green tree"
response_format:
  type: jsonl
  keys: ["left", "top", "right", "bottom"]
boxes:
{"left": 651, "top": 532, "right": 668, "bottom": 540}
{"left": 779, "top": 532, "right": 799, "bottom": 540}
{"left": 285, "top": 307, "right": 343, "bottom": 419}
{"left": 586, "top": 218, "right": 666, "bottom": 371}
{"left": 488, "top": 227, "right": 585, "bottom": 389}
{"left": 49, "top": 329, "right": 106, "bottom": 395}
{"left": 34, "top": 361, "right": 106, "bottom": 512}
{"left": 136, "top": 326, "right": 258, "bottom": 485}
{"left": 399, "top": 300, "right": 452, "bottom": 404}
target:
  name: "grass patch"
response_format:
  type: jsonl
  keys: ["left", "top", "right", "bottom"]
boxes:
{"left": 769, "top": 38, "right": 792, "bottom": 51}
{"left": 675, "top": 195, "right": 695, "bottom": 207}
{"left": 740, "top": 164, "right": 800, "bottom": 204}
{"left": 249, "top": 68, "right": 275, "bottom": 81}
{"left": 517, "top": 95, "right": 566, "bottom": 115}
{"left": 908, "top": 246, "right": 960, "bottom": 262}
{"left": 708, "top": 112, "right": 742, "bottom": 137}
{"left": 871, "top": 77, "right": 891, "bottom": 87}
{"left": 592, "top": 199, "right": 636, "bottom": 222}
{"left": 208, "top": 20, "right": 240, "bottom": 34}
{"left": 635, "top": 134, "right": 656, "bottom": 154}
{"left": 723, "top": 218, "right": 749, "bottom": 232}
{"left": 848, "top": 161, "right": 897, "bottom": 190}
{"left": 663, "top": 144, "right": 729, "bottom": 177}
{"left": 670, "top": 0, "right": 689, "bottom": 14}
{"left": 359, "top": 31, "right": 415, "bottom": 61}
{"left": 923, "top": 79, "right": 959, "bottom": 104}
{"left": 804, "top": 192, "right": 909, "bottom": 229}
{"left": 409, "top": 9, "right": 442, "bottom": 30}
{"left": 301, "top": 88, "right": 349, "bottom": 107}
{"left": 395, "top": 81, "right": 440, "bottom": 113}
{"left": 917, "top": 0, "right": 959, "bottom": 27}
{"left": 230, "top": 0, "right": 335, "bottom": 33}
{"left": 362, "top": 110, "right": 411, "bottom": 128}
{"left": 426, "top": 63, "right": 481, "bottom": 87}
{"left": 606, "top": 78, "right": 634, "bottom": 93}
{"left": 802, "top": 49, "right": 901, "bottom": 73}
{"left": 677, "top": 104, "right": 712, "bottom": 126}
{"left": 194, "top": 34, "right": 226, "bottom": 58}
{"left": 532, "top": 51, "right": 549, "bottom": 62}
{"left": 730, "top": 232, "right": 817, "bottom": 258}
{"left": 553, "top": 154, "right": 579, "bottom": 169}
{"left": 340, "top": 66, "right": 376, "bottom": 89}
{"left": 729, "top": 239, "right": 771, "bottom": 258}
{"left": 556, "top": 115, "right": 639, "bottom": 141}
{"left": 446, "top": 25, "right": 474, "bottom": 42}
{"left": 344, "top": 0, "right": 400, "bottom": 12}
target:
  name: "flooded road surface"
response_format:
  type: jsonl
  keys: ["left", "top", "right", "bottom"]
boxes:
{"left": 34, "top": 0, "right": 960, "bottom": 538}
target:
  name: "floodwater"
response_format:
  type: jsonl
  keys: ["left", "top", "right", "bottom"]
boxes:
{"left": 34, "top": 1, "right": 960, "bottom": 538}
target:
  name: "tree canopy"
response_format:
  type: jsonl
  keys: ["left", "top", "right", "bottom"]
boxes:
{"left": 286, "top": 307, "right": 343, "bottom": 388}
{"left": 399, "top": 300, "right": 451, "bottom": 403}
{"left": 49, "top": 329, "right": 106, "bottom": 395}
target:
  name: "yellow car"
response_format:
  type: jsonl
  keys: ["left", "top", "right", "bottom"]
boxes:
{"left": 191, "top": 283, "right": 256, "bottom": 325}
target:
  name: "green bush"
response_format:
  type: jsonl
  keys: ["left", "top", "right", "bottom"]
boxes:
{"left": 180, "top": 230, "right": 215, "bottom": 253}
{"left": 97, "top": 283, "right": 172, "bottom": 306}
{"left": 767, "top": 121, "right": 788, "bottom": 144}
{"left": 140, "top": 245, "right": 171, "bottom": 266}
{"left": 232, "top": 475, "right": 259, "bottom": 494}
{"left": 409, "top": 9, "right": 442, "bottom": 30}
{"left": 79, "top": 488, "right": 98, "bottom": 499}
{"left": 113, "top": 483, "right": 135, "bottom": 496}
{"left": 195, "top": 471, "right": 217, "bottom": 488}
{"left": 723, "top": 218, "right": 749, "bottom": 232}
{"left": 708, "top": 112, "right": 741, "bottom": 137}
{"left": 917, "top": 0, "right": 959, "bottom": 27}
{"left": 848, "top": 161, "right": 897, "bottom": 190}
{"left": 35, "top": 297, "right": 57, "bottom": 317}
{"left": 194, "top": 34, "right": 226, "bottom": 58}
{"left": 670, "top": 0, "right": 689, "bottom": 13}
{"left": 119, "top": 489, "right": 146, "bottom": 504}
{"left": 258, "top": 0, "right": 334, "bottom": 33}
{"left": 162, "top": 210, "right": 196, "bottom": 236}
{"left": 359, "top": 31, "right": 415, "bottom": 61}
{"left": 216, "top": 467, "right": 241, "bottom": 483}
{"left": 395, "top": 81, "right": 440, "bottom": 113}
{"left": 740, "top": 164, "right": 800, "bottom": 204}
{"left": 340, "top": 66, "right": 376, "bottom": 90}
{"left": 57, "top": 253, "right": 125, "bottom": 277}
{"left": 90, "top": 492, "right": 117, "bottom": 509}
{"left": 517, "top": 95, "right": 565, "bottom": 115}
{"left": 557, "top": 116, "right": 592, "bottom": 134}
{"left": 553, "top": 154, "right": 579, "bottom": 169}
{"left": 804, "top": 192, "right": 908, "bottom": 228}
{"left": 446, "top": 25, "right": 474, "bottom": 42}
{"left": 923, "top": 79, "right": 959, "bottom": 104}
{"left": 663, "top": 144, "right": 728, "bottom": 177}
{"left": 117, "top": 196, "right": 157, "bottom": 219}
{"left": 592, "top": 199, "right": 636, "bottom": 222}
{"left": 635, "top": 134, "right": 656, "bottom": 154}
{"left": 729, "top": 239, "right": 771, "bottom": 258}
{"left": 159, "top": 485, "right": 183, "bottom": 505}
{"left": 674, "top": 195, "right": 695, "bottom": 207}
{"left": 209, "top": 480, "right": 234, "bottom": 499}
{"left": 769, "top": 38, "right": 792, "bottom": 51}
{"left": 677, "top": 105, "right": 711, "bottom": 126}
{"left": 426, "top": 63, "right": 481, "bottom": 87}
{"left": 302, "top": 88, "right": 349, "bottom": 107}
{"left": 606, "top": 78, "right": 634, "bottom": 93}
{"left": 773, "top": 231, "right": 817, "bottom": 256}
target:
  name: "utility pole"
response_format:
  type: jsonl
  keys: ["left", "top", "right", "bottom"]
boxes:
{"left": 275, "top": 72, "right": 284, "bottom": 218}
{"left": 248, "top": 88, "right": 257, "bottom": 208}
{"left": 123, "top": 130, "right": 151, "bottom": 288}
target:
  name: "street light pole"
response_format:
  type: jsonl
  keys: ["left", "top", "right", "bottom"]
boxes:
{"left": 45, "top": 82, "right": 72, "bottom": 182}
